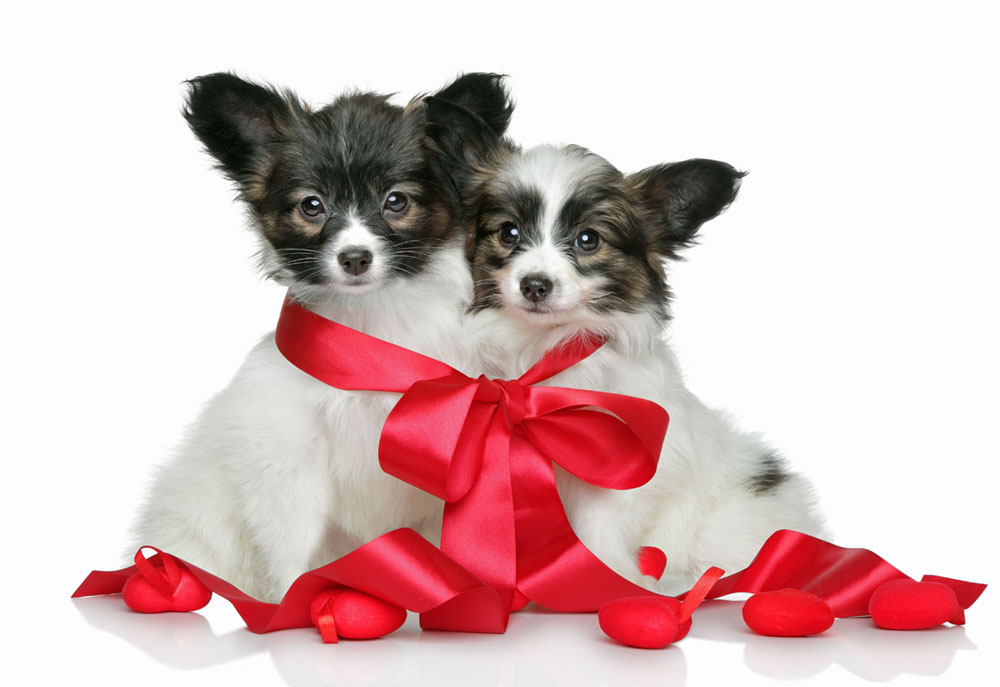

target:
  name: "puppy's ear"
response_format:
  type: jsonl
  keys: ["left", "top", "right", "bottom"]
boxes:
{"left": 183, "top": 73, "right": 305, "bottom": 196}
{"left": 429, "top": 72, "right": 513, "bottom": 138}
{"left": 627, "top": 159, "right": 745, "bottom": 258}
{"left": 423, "top": 73, "right": 514, "bottom": 219}
{"left": 423, "top": 73, "right": 513, "bottom": 214}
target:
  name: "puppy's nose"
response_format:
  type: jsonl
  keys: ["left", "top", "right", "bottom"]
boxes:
{"left": 338, "top": 247, "right": 372, "bottom": 276}
{"left": 520, "top": 274, "right": 553, "bottom": 302}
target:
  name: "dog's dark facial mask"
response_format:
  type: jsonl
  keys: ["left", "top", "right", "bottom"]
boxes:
{"left": 184, "top": 72, "right": 512, "bottom": 297}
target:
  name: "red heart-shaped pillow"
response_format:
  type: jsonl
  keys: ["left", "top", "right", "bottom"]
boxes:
{"left": 742, "top": 589, "right": 834, "bottom": 637}
{"left": 598, "top": 596, "right": 690, "bottom": 649}
{"left": 122, "top": 549, "right": 211, "bottom": 613}
{"left": 868, "top": 579, "right": 959, "bottom": 630}
{"left": 310, "top": 588, "right": 407, "bottom": 642}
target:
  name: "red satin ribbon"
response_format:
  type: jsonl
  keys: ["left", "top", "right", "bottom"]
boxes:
{"left": 73, "top": 528, "right": 508, "bottom": 633}
{"left": 687, "top": 529, "right": 986, "bottom": 621}
{"left": 316, "top": 599, "right": 338, "bottom": 643}
{"left": 133, "top": 546, "right": 183, "bottom": 598}
{"left": 73, "top": 529, "right": 986, "bottom": 637}
{"left": 275, "top": 296, "right": 670, "bottom": 629}
{"left": 678, "top": 566, "right": 725, "bottom": 626}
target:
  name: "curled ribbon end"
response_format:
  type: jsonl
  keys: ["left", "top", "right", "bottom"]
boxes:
{"left": 316, "top": 598, "right": 339, "bottom": 644}
{"left": 133, "top": 546, "right": 182, "bottom": 599}
{"left": 677, "top": 566, "right": 725, "bottom": 627}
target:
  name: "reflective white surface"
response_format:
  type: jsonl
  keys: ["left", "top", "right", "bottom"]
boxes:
{"left": 62, "top": 594, "right": 992, "bottom": 686}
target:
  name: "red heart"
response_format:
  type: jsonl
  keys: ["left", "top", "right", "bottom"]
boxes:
{"left": 598, "top": 596, "right": 690, "bottom": 649}
{"left": 742, "top": 589, "right": 834, "bottom": 637}
{"left": 869, "top": 579, "right": 959, "bottom": 630}
{"left": 310, "top": 588, "right": 407, "bottom": 642}
{"left": 664, "top": 596, "right": 692, "bottom": 642}
{"left": 122, "top": 550, "right": 211, "bottom": 613}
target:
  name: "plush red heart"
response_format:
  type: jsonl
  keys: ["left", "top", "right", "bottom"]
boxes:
{"left": 122, "top": 550, "right": 212, "bottom": 613}
{"left": 598, "top": 596, "right": 690, "bottom": 649}
{"left": 742, "top": 588, "right": 834, "bottom": 637}
{"left": 663, "top": 596, "right": 692, "bottom": 642}
{"left": 869, "top": 579, "right": 960, "bottom": 630}
{"left": 310, "top": 588, "right": 407, "bottom": 642}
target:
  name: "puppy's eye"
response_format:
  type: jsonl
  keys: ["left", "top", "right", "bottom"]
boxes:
{"left": 574, "top": 229, "right": 601, "bottom": 253}
{"left": 299, "top": 196, "right": 326, "bottom": 219}
{"left": 499, "top": 223, "right": 521, "bottom": 246}
{"left": 384, "top": 191, "right": 409, "bottom": 213}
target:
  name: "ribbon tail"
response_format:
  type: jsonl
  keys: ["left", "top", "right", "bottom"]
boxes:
{"left": 73, "top": 569, "right": 136, "bottom": 598}
{"left": 689, "top": 529, "right": 960, "bottom": 619}
{"left": 920, "top": 574, "right": 987, "bottom": 624}
{"left": 428, "top": 409, "right": 517, "bottom": 628}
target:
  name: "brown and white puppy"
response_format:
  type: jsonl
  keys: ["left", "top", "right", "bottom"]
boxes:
{"left": 425, "top": 104, "right": 826, "bottom": 592}
{"left": 130, "top": 73, "right": 512, "bottom": 602}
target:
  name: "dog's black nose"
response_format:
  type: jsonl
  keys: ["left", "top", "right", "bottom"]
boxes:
{"left": 338, "top": 247, "right": 372, "bottom": 276}
{"left": 520, "top": 274, "right": 553, "bottom": 302}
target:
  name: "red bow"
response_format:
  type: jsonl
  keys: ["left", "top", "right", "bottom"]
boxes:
{"left": 275, "top": 296, "right": 669, "bottom": 630}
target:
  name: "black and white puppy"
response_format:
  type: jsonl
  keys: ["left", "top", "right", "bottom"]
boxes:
{"left": 426, "top": 107, "right": 826, "bottom": 593}
{"left": 131, "top": 73, "right": 512, "bottom": 602}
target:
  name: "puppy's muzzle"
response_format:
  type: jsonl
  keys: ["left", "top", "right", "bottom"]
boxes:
{"left": 338, "top": 246, "right": 373, "bottom": 276}
{"left": 520, "top": 274, "right": 553, "bottom": 303}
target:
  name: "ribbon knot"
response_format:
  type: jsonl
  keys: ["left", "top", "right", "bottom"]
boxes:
{"left": 494, "top": 378, "right": 526, "bottom": 426}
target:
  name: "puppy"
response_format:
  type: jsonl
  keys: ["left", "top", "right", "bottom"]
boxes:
{"left": 425, "top": 110, "right": 826, "bottom": 593}
{"left": 130, "top": 73, "right": 513, "bottom": 602}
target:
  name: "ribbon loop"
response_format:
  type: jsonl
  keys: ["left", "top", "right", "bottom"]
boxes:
{"left": 379, "top": 374, "right": 484, "bottom": 503}
{"left": 133, "top": 546, "right": 182, "bottom": 599}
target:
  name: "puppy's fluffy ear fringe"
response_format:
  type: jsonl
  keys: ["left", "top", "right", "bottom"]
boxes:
{"left": 422, "top": 73, "right": 514, "bottom": 218}
{"left": 629, "top": 159, "right": 747, "bottom": 259}
{"left": 183, "top": 72, "right": 304, "bottom": 187}
{"left": 429, "top": 72, "right": 513, "bottom": 137}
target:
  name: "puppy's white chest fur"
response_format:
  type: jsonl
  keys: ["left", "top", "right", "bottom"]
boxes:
{"left": 470, "top": 309, "right": 825, "bottom": 593}
{"left": 139, "top": 71, "right": 518, "bottom": 603}
{"left": 132, "top": 247, "right": 472, "bottom": 602}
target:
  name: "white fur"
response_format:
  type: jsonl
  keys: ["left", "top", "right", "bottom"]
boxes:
{"left": 469, "top": 145, "right": 826, "bottom": 593}
{"left": 328, "top": 211, "right": 387, "bottom": 281}
{"left": 132, "top": 138, "right": 824, "bottom": 601}
{"left": 130, "top": 241, "right": 474, "bottom": 602}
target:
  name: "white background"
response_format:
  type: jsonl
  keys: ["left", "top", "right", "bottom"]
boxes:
{"left": 3, "top": 1, "right": 998, "bottom": 685}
